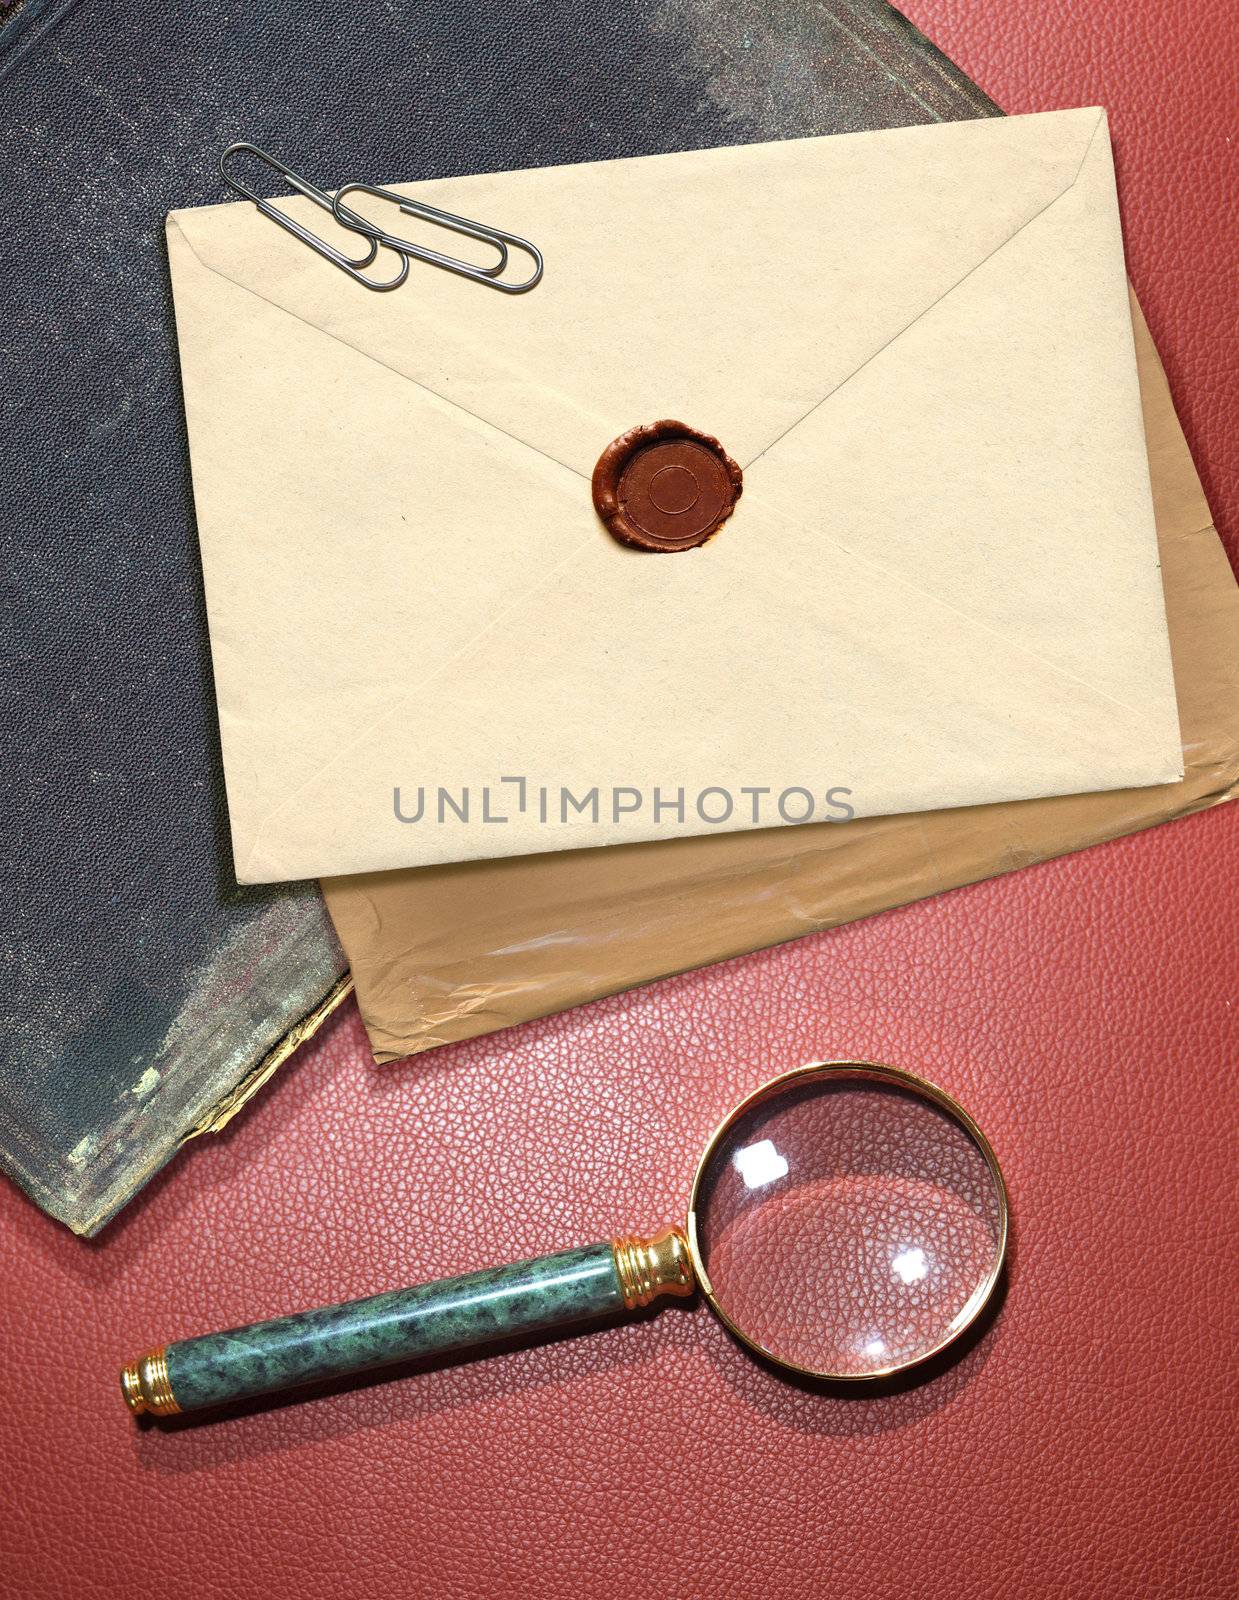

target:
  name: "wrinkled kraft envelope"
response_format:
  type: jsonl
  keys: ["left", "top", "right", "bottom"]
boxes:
{"left": 168, "top": 108, "right": 1182, "bottom": 883}
{"left": 324, "top": 299, "right": 1239, "bottom": 1061}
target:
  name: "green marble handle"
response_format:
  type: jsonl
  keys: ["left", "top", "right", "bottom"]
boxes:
{"left": 121, "top": 1243, "right": 630, "bottom": 1415}
{"left": 121, "top": 1229, "right": 694, "bottom": 1417}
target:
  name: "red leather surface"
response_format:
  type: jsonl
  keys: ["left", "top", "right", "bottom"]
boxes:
{"left": 3, "top": 6, "right": 1238, "bottom": 1598}
{"left": 903, "top": 0, "right": 1239, "bottom": 567}
{"left": 2, "top": 817, "right": 1235, "bottom": 1597}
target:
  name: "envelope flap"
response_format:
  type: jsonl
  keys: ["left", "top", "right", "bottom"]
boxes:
{"left": 169, "top": 109, "right": 1103, "bottom": 477}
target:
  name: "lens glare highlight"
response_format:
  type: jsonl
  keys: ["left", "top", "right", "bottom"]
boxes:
{"left": 692, "top": 1069, "right": 1005, "bottom": 1377}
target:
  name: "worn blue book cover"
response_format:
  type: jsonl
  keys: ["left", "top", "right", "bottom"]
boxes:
{"left": 0, "top": 0, "right": 995, "bottom": 1233}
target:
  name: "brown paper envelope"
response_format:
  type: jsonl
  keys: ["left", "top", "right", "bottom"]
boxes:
{"left": 323, "top": 297, "right": 1239, "bottom": 1061}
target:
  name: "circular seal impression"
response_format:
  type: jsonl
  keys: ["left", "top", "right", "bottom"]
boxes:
{"left": 591, "top": 420, "right": 743, "bottom": 552}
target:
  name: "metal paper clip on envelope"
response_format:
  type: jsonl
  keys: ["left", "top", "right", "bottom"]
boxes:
{"left": 331, "top": 181, "right": 542, "bottom": 294}
{"left": 219, "top": 144, "right": 410, "bottom": 291}
{"left": 218, "top": 143, "right": 543, "bottom": 294}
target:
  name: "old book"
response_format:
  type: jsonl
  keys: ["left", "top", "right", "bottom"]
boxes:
{"left": 0, "top": 0, "right": 995, "bottom": 1231}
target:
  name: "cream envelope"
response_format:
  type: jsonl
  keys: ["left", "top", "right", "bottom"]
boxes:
{"left": 166, "top": 108, "right": 1182, "bottom": 883}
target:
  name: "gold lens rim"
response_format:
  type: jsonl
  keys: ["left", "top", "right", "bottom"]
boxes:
{"left": 684, "top": 1059, "right": 1009, "bottom": 1383}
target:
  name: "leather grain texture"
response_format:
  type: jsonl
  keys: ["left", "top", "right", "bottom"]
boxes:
{"left": 1, "top": 1, "right": 1236, "bottom": 1597}
{"left": 3, "top": 824, "right": 1237, "bottom": 1598}
{"left": 903, "top": 0, "right": 1239, "bottom": 566}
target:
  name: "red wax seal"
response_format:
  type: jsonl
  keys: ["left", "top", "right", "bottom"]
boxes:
{"left": 591, "top": 420, "right": 743, "bottom": 552}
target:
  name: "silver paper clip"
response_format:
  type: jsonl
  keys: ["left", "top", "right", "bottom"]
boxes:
{"left": 331, "top": 182, "right": 543, "bottom": 294}
{"left": 219, "top": 143, "right": 542, "bottom": 295}
{"left": 219, "top": 143, "right": 410, "bottom": 291}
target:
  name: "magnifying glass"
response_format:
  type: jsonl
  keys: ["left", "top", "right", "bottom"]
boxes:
{"left": 121, "top": 1060, "right": 1007, "bottom": 1416}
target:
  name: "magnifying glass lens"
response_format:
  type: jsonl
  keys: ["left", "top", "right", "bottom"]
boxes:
{"left": 694, "top": 1073, "right": 1004, "bottom": 1377}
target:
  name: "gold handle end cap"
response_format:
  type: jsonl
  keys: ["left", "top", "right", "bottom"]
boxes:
{"left": 119, "top": 1348, "right": 181, "bottom": 1417}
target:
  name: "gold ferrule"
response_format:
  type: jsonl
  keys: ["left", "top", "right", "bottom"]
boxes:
{"left": 612, "top": 1226, "right": 695, "bottom": 1310}
{"left": 120, "top": 1347, "right": 181, "bottom": 1417}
